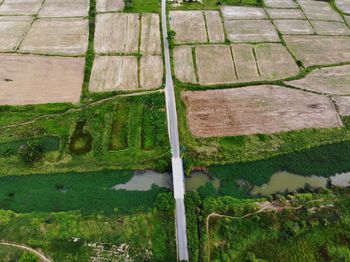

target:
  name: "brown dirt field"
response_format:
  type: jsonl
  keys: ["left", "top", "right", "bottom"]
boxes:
{"left": 0, "top": 54, "right": 84, "bottom": 105}
{"left": 286, "top": 65, "right": 350, "bottom": 95}
{"left": 333, "top": 96, "right": 350, "bottom": 116}
{"left": 0, "top": 0, "right": 43, "bottom": 15}
{"left": 255, "top": 43, "right": 300, "bottom": 80}
{"left": 0, "top": 16, "right": 33, "bottom": 52}
{"left": 195, "top": 45, "right": 236, "bottom": 85}
{"left": 310, "top": 21, "right": 350, "bottom": 36}
{"left": 273, "top": 19, "right": 314, "bottom": 35}
{"left": 298, "top": 0, "right": 342, "bottom": 22}
{"left": 284, "top": 35, "right": 350, "bottom": 67}
{"left": 140, "top": 55, "right": 163, "bottom": 89}
{"left": 221, "top": 6, "right": 267, "bottom": 20}
{"left": 336, "top": 0, "right": 350, "bottom": 13}
{"left": 264, "top": 0, "right": 297, "bottom": 8}
{"left": 266, "top": 8, "right": 305, "bottom": 19}
{"left": 38, "top": 0, "right": 89, "bottom": 18}
{"left": 345, "top": 16, "right": 350, "bottom": 25}
{"left": 182, "top": 85, "right": 342, "bottom": 137}
{"left": 231, "top": 44, "right": 260, "bottom": 81}
{"left": 169, "top": 11, "right": 207, "bottom": 44}
{"left": 94, "top": 13, "right": 140, "bottom": 54}
{"left": 140, "top": 13, "right": 161, "bottom": 55}
{"left": 173, "top": 46, "right": 197, "bottom": 84}
{"left": 204, "top": 11, "right": 225, "bottom": 43}
{"left": 19, "top": 18, "right": 89, "bottom": 56}
{"left": 96, "top": 0, "right": 124, "bottom": 12}
{"left": 89, "top": 56, "right": 138, "bottom": 92}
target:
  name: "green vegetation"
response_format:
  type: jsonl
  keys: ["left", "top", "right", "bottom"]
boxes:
{"left": 0, "top": 93, "right": 169, "bottom": 176}
{"left": 18, "top": 252, "right": 39, "bottom": 262}
{"left": 124, "top": 0, "right": 160, "bottom": 13}
{"left": 169, "top": 0, "right": 262, "bottom": 10}
{"left": 0, "top": 245, "right": 25, "bottom": 261}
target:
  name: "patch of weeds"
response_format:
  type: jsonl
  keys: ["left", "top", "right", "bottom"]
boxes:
{"left": 69, "top": 120, "right": 93, "bottom": 155}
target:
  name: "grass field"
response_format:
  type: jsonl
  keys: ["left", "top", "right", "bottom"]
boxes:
{"left": 169, "top": 0, "right": 262, "bottom": 10}
{"left": 124, "top": 0, "right": 160, "bottom": 13}
{"left": 0, "top": 93, "right": 169, "bottom": 176}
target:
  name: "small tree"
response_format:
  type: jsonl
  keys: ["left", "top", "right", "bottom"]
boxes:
{"left": 124, "top": 0, "right": 133, "bottom": 8}
{"left": 19, "top": 252, "right": 39, "bottom": 262}
{"left": 18, "top": 142, "right": 43, "bottom": 164}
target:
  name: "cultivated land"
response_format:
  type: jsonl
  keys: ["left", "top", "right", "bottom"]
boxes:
{"left": 96, "top": 0, "right": 124, "bottom": 12}
{"left": 38, "top": 0, "right": 89, "bottom": 18}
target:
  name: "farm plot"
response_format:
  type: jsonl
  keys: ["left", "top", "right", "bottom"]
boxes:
{"left": 182, "top": 86, "right": 342, "bottom": 137}
{"left": 264, "top": 0, "right": 297, "bottom": 8}
{"left": 336, "top": 0, "right": 350, "bottom": 14}
{"left": 140, "top": 13, "right": 162, "bottom": 55}
{"left": 297, "top": 0, "right": 343, "bottom": 22}
{"left": 286, "top": 65, "right": 350, "bottom": 95}
{"left": 221, "top": 6, "right": 267, "bottom": 20}
{"left": 333, "top": 96, "right": 350, "bottom": 116}
{"left": 265, "top": 8, "right": 305, "bottom": 19}
{"left": 0, "top": 16, "right": 33, "bottom": 52}
{"left": 19, "top": 18, "right": 89, "bottom": 56}
{"left": 310, "top": 21, "right": 350, "bottom": 36}
{"left": 283, "top": 35, "right": 350, "bottom": 67}
{"left": 140, "top": 55, "right": 163, "bottom": 89}
{"left": 273, "top": 19, "right": 314, "bottom": 35}
{"left": 96, "top": 0, "right": 124, "bottom": 12}
{"left": 174, "top": 43, "right": 299, "bottom": 85}
{"left": 0, "top": 0, "right": 43, "bottom": 15}
{"left": 0, "top": 54, "right": 84, "bottom": 105}
{"left": 204, "top": 11, "right": 225, "bottom": 43}
{"left": 38, "top": 0, "right": 89, "bottom": 18}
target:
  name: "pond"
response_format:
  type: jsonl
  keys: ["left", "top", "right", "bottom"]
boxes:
{"left": 185, "top": 172, "right": 220, "bottom": 192}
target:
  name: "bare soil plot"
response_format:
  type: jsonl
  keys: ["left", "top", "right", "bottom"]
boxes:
{"left": 221, "top": 6, "right": 267, "bottom": 19}
{"left": 182, "top": 85, "right": 342, "bottom": 137}
{"left": 169, "top": 11, "right": 207, "bottom": 44}
{"left": 0, "top": 54, "right": 84, "bottom": 105}
{"left": 0, "top": 0, "right": 43, "bottom": 15}
{"left": 89, "top": 56, "right": 138, "bottom": 92}
{"left": 336, "top": 0, "right": 350, "bottom": 14}
{"left": 224, "top": 19, "right": 280, "bottom": 42}
{"left": 311, "top": 21, "right": 350, "bottom": 36}
{"left": 0, "top": 16, "right": 33, "bottom": 52}
{"left": 286, "top": 65, "right": 350, "bottom": 95}
{"left": 231, "top": 44, "right": 260, "bottom": 81}
{"left": 266, "top": 8, "right": 306, "bottom": 19}
{"left": 173, "top": 46, "right": 197, "bottom": 84}
{"left": 140, "top": 13, "right": 161, "bottom": 55}
{"left": 255, "top": 43, "right": 300, "bottom": 79}
{"left": 204, "top": 11, "right": 225, "bottom": 43}
{"left": 333, "top": 96, "right": 350, "bottom": 116}
{"left": 346, "top": 16, "right": 350, "bottom": 25}
{"left": 264, "top": 0, "right": 298, "bottom": 8}
{"left": 284, "top": 35, "right": 350, "bottom": 67}
{"left": 96, "top": 0, "right": 124, "bottom": 12}
{"left": 273, "top": 19, "right": 314, "bottom": 34}
{"left": 140, "top": 55, "right": 163, "bottom": 89}
{"left": 19, "top": 18, "right": 89, "bottom": 56}
{"left": 38, "top": 0, "right": 89, "bottom": 18}
{"left": 298, "top": 0, "right": 343, "bottom": 22}
{"left": 195, "top": 45, "right": 236, "bottom": 85}
{"left": 94, "top": 13, "right": 140, "bottom": 54}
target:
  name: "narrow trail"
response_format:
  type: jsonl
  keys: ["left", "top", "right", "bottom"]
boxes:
{"left": 0, "top": 89, "right": 163, "bottom": 130}
{"left": 0, "top": 242, "right": 52, "bottom": 262}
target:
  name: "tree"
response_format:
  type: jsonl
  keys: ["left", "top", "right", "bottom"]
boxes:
{"left": 18, "top": 142, "right": 43, "bottom": 164}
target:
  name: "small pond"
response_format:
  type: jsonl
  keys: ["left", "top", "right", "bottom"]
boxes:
{"left": 185, "top": 171, "right": 220, "bottom": 192}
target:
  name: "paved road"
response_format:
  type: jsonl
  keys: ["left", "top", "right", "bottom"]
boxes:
{"left": 161, "top": 0, "right": 189, "bottom": 260}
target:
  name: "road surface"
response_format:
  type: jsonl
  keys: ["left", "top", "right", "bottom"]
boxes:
{"left": 161, "top": 0, "right": 189, "bottom": 260}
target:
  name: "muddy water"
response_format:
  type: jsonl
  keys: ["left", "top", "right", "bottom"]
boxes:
{"left": 185, "top": 172, "right": 220, "bottom": 192}
{"left": 251, "top": 171, "right": 350, "bottom": 195}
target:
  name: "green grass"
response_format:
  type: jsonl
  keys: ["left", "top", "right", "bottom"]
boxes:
{"left": 0, "top": 245, "right": 25, "bottom": 261}
{"left": 169, "top": 0, "right": 262, "bottom": 10}
{"left": 0, "top": 170, "right": 168, "bottom": 214}
{"left": 124, "top": 0, "right": 160, "bottom": 13}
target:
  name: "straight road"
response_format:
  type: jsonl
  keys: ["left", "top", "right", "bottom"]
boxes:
{"left": 161, "top": 0, "right": 189, "bottom": 260}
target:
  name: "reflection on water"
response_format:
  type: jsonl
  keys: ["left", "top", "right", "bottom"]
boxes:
{"left": 251, "top": 171, "right": 350, "bottom": 195}
{"left": 185, "top": 172, "right": 220, "bottom": 192}
{"left": 113, "top": 170, "right": 170, "bottom": 191}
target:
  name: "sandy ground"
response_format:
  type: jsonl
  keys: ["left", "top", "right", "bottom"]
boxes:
{"left": 231, "top": 44, "right": 260, "bottom": 81}
{"left": 0, "top": 54, "right": 84, "bottom": 105}
{"left": 38, "top": 0, "right": 89, "bottom": 17}
{"left": 0, "top": 16, "right": 33, "bottom": 52}
{"left": 0, "top": 0, "right": 43, "bottom": 15}
{"left": 94, "top": 13, "right": 140, "bottom": 54}
{"left": 286, "top": 65, "right": 350, "bottom": 95}
{"left": 173, "top": 46, "right": 197, "bottom": 84}
{"left": 140, "top": 13, "right": 162, "bottom": 55}
{"left": 266, "top": 8, "right": 306, "bottom": 19}
{"left": 311, "top": 21, "right": 350, "bottom": 36}
{"left": 96, "top": 0, "right": 124, "bottom": 12}
{"left": 140, "top": 55, "right": 163, "bottom": 89}
{"left": 264, "top": 0, "right": 297, "bottom": 8}
{"left": 284, "top": 35, "right": 350, "bottom": 67}
{"left": 273, "top": 19, "right": 314, "bottom": 34}
{"left": 204, "top": 11, "right": 225, "bottom": 43}
{"left": 336, "top": 0, "right": 350, "bottom": 13}
{"left": 169, "top": 11, "right": 207, "bottom": 44}
{"left": 196, "top": 45, "right": 236, "bottom": 85}
{"left": 221, "top": 6, "right": 267, "bottom": 19}
{"left": 19, "top": 18, "right": 89, "bottom": 56}
{"left": 89, "top": 56, "right": 138, "bottom": 92}
{"left": 182, "top": 85, "right": 342, "bottom": 137}
{"left": 255, "top": 43, "right": 300, "bottom": 80}
{"left": 333, "top": 96, "right": 350, "bottom": 116}
{"left": 224, "top": 19, "right": 280, "bottom": 42}
{"left": 298, "top": 0, "right": 342, "bottom": 21}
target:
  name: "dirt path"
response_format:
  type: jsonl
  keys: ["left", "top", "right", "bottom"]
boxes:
{"left": 0, "top": 89, "right": 163, "bottom": 130}
{"left": 0, "top": 242, "right": 52, "bottom": 262}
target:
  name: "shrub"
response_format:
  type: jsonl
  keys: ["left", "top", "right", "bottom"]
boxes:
{"left": 18, "top": 142, "right": 43, "bottom": 164}
{"left": 19, "top": 252, "right": 39, "bottom": 262}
